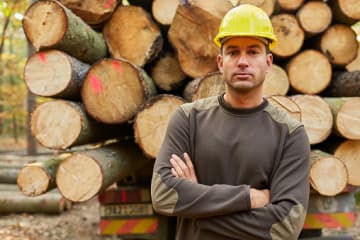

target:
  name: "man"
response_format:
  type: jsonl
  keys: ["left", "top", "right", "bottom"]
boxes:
{"left": 151, "top": 4, "right": 310, "bottom": 240}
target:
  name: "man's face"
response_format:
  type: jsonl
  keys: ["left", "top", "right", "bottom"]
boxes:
{"left": 217, "top": 37, "right": 272, "bottom": 94}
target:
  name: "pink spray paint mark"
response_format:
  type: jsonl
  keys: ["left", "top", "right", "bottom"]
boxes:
{"left": 38, "top": 53, "right": 46, "bottom": 63}
{"left": 89, "top": 74, "right": 103, "bottom": 94}
{"left": 112, "top": 61, "right": 122, "bottom": 74}
{"left": 104, "top": 0, "right": 115, "bottom": 9}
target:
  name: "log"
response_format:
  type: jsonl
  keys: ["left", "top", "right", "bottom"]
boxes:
{"left": 24, "top": 50, "right": 90, "bottom": 100}
{"left": 323, "top": 97, "right": 360, "bottom": 140}
{"left": 235, "top": 0, "right": 275, "bottom": 16}
{"left": 319, "top": 24, "right": 358, "bottom": 66}
{"left": 22, "top": 0, "right": 107, "bottom": 64}
{"left": 310, "top": 150, "right": 348, "bottom": 196}
{"left": 263, "top": 64, "right": 289, "bottom": 96}
{"left": 183, "top": 72, "right": 224, "bottom": 102}
{"left": 287, "top": 50, "right": 332, "bottom": 95}
{"left": 0, "top": 191, "right": 70, "bottom": 214}
{"left": 152, "top": 0, "right": 179, "bottom": 25}
{"left": 189, "top": 0, "right": 234, "bottom": 20}
{"left": 307, "top": 192, "right": 355, "bottom": 214}
{"left": 150, "top": 51, "right": 187, "bottom": 91}
{"left": 296, "top": 1, "right": 332, "bottom": 36}
{"left": 291, "top": 95, "right": 333, "bottom": 145}
{"left": 17, "top": 154, "right": 70, "bottom": 197}
{"left": 346, "top": 43, "right": 360, "bottom": 72}
{"left": 330, "top": 0, "right": 360, "bottom": 25}
{"left": 81, "top": 58, "right": 156, "bottom": 124}
{"left": 0, "top": 166, "right": 20, "bottom": 184}
{"left": 326, "top": 71, "right": 360, "bottom": 97}
{"left": 334, "top": 140, "right": 360, "bottom": 186}
{"left": 31, "top": 100, "right": 131, "bottom": 149}
{"left": 134, "top": 94, "right": 186, "bottom": 158}
{"left": 271, "top": 13, "right": 305, "bottom": 58}
{"left": 267, "top": 95, "right": 301, "bottom": 122}
{"left": 103, "top": 5, "right": 163, "bottom": 67}
{"left": 58, "top": 0, "right": 117, "bottom": 25}
{"left": 56, "top": 140, "right": 151, "bottom": 202}
{"left": 168, "top": 2, "right": 230, "bottom": 78}
{"left": 276, "top": 0, "right": 304, "bottom": 12}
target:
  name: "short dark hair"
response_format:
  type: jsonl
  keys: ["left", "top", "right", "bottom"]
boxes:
{"left": 220, "top": 42, "right": 270, "bottom": 55}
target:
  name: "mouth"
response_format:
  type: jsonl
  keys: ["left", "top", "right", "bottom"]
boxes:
{"left": 233, "top": 72, "right": 252, "bottom": 79}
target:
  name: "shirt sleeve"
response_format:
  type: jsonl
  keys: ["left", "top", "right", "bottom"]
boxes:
{"left": 151, "top": 107, "right": 251, "bottom": 218}
{"left": 197, "top": 126, "right": 310, "bottom": 240}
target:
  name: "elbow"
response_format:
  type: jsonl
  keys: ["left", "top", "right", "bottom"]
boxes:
{"left": 270, "top": 204, "right": 306, "bottom": 240}
{"left": 151, "top": 172, "right": 178, "bottom": 216}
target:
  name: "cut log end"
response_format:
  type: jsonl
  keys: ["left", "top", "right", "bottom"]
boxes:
{"left": 336, "top": 98, "right": 360, "bottom": 140}
{"left": 236, "top": 0, "right": 275, "bottom": 16}
{"left": 17, "top": 164, "right": 50, "bottom": 197}
{"left": 152, "top": 0, "right": 179, "bottom": 25}
{"left": 191, "top": 72, "right": 224, "bottom": 101}
{"left": 267, "top": 96, "right": 301, "bottom": 122}
{"left": 263, "top": 64, "right": 289, "bottom": 96}
{"left": 297, "top": 1, "right": 332, "bottom": 35}
{"left": 335, "top": 140, "right": 360, "bottom": 186}
{"left": 31, "top": 101, "right": 82, "bottom": 149}
{"left": 23, "top": 0, "right": 67, "bottom": 49}
{"left": 310, "top": 157, "right": 348, "bottom": 196}
{"left": 56, "top": 154, "right": 102, "bottom": 202}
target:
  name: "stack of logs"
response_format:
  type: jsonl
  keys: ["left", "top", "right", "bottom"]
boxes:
{"left": 16, "top": 0, "right": 360, "bottom": 229}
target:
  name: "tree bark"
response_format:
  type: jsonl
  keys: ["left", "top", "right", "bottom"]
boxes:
{"left": 326, "top": 71, "right": 360, "bottom": 97}
{"left": 31, "top": 100, "right": 131, "bottom": 149}
{"left": 263, "top": 64, "right": 289, "bottom": 97}
{"left": 22, "top": 0, "right": 107, "bottom": 63}
{"left": 0, "top": 166, "right": 20, "bottom": 184}
{"left": 134, "top": 94, "right": 186, "bottom": 158}
{"left": 150, "top": 51, "right": 187, "bottom": 91}
{"left": 271, "top": 13, "right": 304, "bottom": 58}
{"left": 287, "top": 50, "right": 332, "bottom": 94}
{"left": 267, "top": 95, "right": 301, "bottom": 122}
{"left": 291, "top": 95, "right": 333, "bottom": 145}
{"left": 152, "top": 0, "right": 179, "bottom": 25}
{"left": 24, "top": 49, "right": 90, "bottom": 100}
{"left": 330, "top": 0, "right": 360, "bottom": 25}
{"left": 235, "top": 0, "right": 275, "bottom": 16}
{"left": 334, "top": 140, "right": 360, "bottom": 186}
{"left": 296, "top": 1, "right": 332, "bottom": 37}
{"left": 59, "top": 0, "right": 117, "bottom": 25}
{"left": 310, "top": 150, "right": 348, "bottom": 196}
{"left": 183, "top": 72, "right": 223, "bottom": 102}
{"left": 319, "top": 24, "right": 358, "bottom": 66}
{"left": 323, "top": 97, "right": 360, "bottom": 140}
{"left": 103, "top": 5, "right": 163, "bottom": 67}
{"left": 17, "top": 155, "right": 69, "bottom": 196}
{"left": 56, "top": 141, "right": 151, "bottom": 202}
{"left": 81, "top": 58, "right": 156, "bottom": 124}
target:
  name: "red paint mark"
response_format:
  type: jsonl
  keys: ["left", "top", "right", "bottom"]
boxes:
{"left": 112, "top": 61, "right": 122, "bottom": 74}
{"left": 147, "top": 219, "right": 158, "bottom": 233}
{"left": 89, "top": 74, "right": 103, "bottom": 94}
{"left": 121, "top": 190, "right": 127, "bottom": 202}
{"left": 38, "top": 53, "right": 46, "bottom": 63}
{"left": 103, "top": 0, "right": 115, "bottom": 9}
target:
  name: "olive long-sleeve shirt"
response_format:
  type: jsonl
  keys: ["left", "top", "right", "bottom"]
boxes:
{"left": 151, "top": 95, "right": 310, "bottom": 240}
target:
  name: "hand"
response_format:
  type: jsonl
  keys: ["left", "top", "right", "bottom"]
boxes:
{"left": 170, "top": 153, "right": 198, "bottom": 183}
{"left": 250, "top": 188, "right": 270, "bottom": 208}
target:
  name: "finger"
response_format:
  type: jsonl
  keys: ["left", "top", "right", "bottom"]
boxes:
{"left": 170, "top": 158, "right": 184, "bottom": 177}
{"left": 183, "top": 153, "right": 194, "bottom": 170}
{"left": 171, "top": 168, "right": 179, "bottom": 177}
{"left": 172, "top": 154, "right": 190, "bottom": 176}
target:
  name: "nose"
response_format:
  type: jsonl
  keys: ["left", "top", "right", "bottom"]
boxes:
{"left": 237, "top": 52, "right": 249, "bottom": 67}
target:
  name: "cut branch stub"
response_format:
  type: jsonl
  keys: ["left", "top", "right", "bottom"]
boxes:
{"left": 134, "top": 95, "right": 186, "bottom": 158}
{"left": 22, "top": 0, "right": 107, "bottom": 63}
{"left": 82, "top": 58, "right": 156, "bottom": 124}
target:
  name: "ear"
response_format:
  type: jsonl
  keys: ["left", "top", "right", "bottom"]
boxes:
{"left": 217, "top": 54, "right": 223, "bottom": 73}
{"left": 265, "top": 53, "right": 273, "bottom": 73}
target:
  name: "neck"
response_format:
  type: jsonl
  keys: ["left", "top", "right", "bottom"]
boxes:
{"left": 224, "top": 90, "right": 263, "bottom": 109}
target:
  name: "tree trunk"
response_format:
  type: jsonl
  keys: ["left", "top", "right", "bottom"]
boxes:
{"left": 24, "top": 50, "right": 90, "bottom": 100}
{"left": 152, "top": 0, "right": 179, "bottom": 25}
{"left": 56, "top": 141, "right": 151, "bottom": 202}
{"left": 323, "top": 97, "right": 360, "bottom": 140}
{"left": 276, "top": 0, "right": 304, "bottom": 12}
{"left": 17, "top": 155, "right": 69, "bottom": 196}
{"left": 22, "top": 0, "right": 107, "bottom": 63}
{"left": 81, "top": 58, "right": 156, "bottom": 124}
{"left": 346, "top": 43, "right": 360, "bottom": 72}
{"left": 0, "top": 191, "right": 70, "bottom": 214}
{"left": 103, "top": 5, "right": 163, "bottom": 67}
{"left": 235, "top": 0, "right": 275, "bottom": 16}
{"left": 326, "top": 71, "right": 360, "bottom": 97}
{"left": 310, "top": 150, "right": 348, "bottom": 196}
{"left": 150, "top": 51, "right": 187, "bottom": 91}
{"left": 271, "top": 13, "right": 304, "bottom": 58}
{"left": 263, "top": 64, "right": 289, "bottom": 97}
{"left": 267, "top": 95, "right": 301, "bottom": 122}
{"left": 334, "top": 140, "right": 360, "bottom": 186}
{"left": 58, "top": 0, "right": 117, "bottom": 25}
{"left": 319, "top": 24, "right": 358, "bottom": 66}
{"left": 296, "top": 1, "right": 332, "bottom": 37}
{"left": 287, "top": 50, "right": 332, "bottom": 94}
{"left": 134, "top": 94, "right": 186, "bottom": 158}
{"left": 183, "top": 72, "right": 223, "bottom": 102}
{"left": 291, "top": 95, "right": 333, "bottom": 145}
{"left": 330, "top": 0, "right": 360, "bottom": 25}
{"left": 0, "top": 166, "right": 20, "bottom": 184}
{"left": 31, "top": 100, "right": 131, "bottom": 149}
{"left": 168, "top": 3, "right": 229, "bottom": 78}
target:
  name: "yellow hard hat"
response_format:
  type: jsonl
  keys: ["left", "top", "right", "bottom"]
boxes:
{"left": 214, "top": 4, "right": 277, "bottom": 50}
